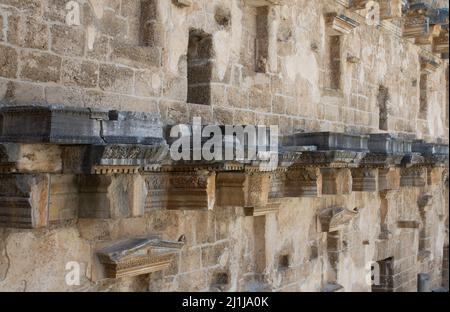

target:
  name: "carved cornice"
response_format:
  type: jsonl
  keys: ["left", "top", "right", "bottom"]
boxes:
{"left": 97, "top": 236, "right": 184, "bottom": 279}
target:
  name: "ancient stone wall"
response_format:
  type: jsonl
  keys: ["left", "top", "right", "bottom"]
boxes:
{"left": 0, "top": 0, "right": 448, "bottom": 292}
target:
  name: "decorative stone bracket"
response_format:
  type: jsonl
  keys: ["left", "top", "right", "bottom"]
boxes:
{"left": 96, "top": 236, "right": 184, "bottom": 279}
{"left": 326, "top": 13, "right": 360, "bottom": 35}
{"left": 319, "top": 206, "right": 359, "bottom": 233}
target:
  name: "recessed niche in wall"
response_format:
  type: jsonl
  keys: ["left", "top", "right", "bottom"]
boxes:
{"left": 187, "top": 29, "right": 214, "bottom": 105}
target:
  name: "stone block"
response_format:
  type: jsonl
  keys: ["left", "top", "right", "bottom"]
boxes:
{"left": 61, "top": 59, "right": 99, "bottom": 88}
{"left": 111, "top": 43, "right": 161, "bottom": 69}
{"left": 78, "top": 174, "right": 146, "bottom": 219}
{"left": 99, "top": 64, "right": 134, "bottom": 94}
{"left": 285, "top": 132, "right": 369, "bottom": 152}
{"left": 21, "top": 16, "right": 48, "bottom": 50}
{"left": 102, "top": 111, "right": 164, "bottom": 145}
{"left": 0, "top": 44, "right": 18, "bottom": 78}
{"left": 321, "top": 168, "right": 352, "bottom": 195}
{"left": 378, "top": 168, "right": 400, "bottom": 191}
{"left": 49, "top": 174, "right": 78, "bottom": 222}
{"left": 0, "top": 173, "right": 49, "bottom": 228}
{"left": 284, "top": 167, "right": 322, "bottom": 197}
{"left": 352, "top": 168, "right": 378, "bottom": 192}
{"left": 0, "top": 143, "right": 62, "bottom": 173}
{"left": 400, "top": 167, "right": 426, "bottom": 187}
{"left": 50, "top": 24, "right": 85, "bottom": 57}
{"left": 19, "top": 51, "right": 61, "bottom": 83}
{"left": 216, "top": 172, "right": 270, "bottom": 209}
{"left": 145, "top": 171, "right": 216, "bottom": 211}
{"left": 0, "top": 106, "right": 104, "bottom": 144}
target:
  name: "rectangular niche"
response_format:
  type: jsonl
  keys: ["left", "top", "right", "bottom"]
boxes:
{"left": 419, "top": 73, "right": 428, "bottom": 120}
{"left": 372, "top": 257, "right": 394, "bottom": 292}
{"left": 242, "top": 3, "right": 270, "bottom": 74}
{"left": 140, "top": 0, "right": 159, "bottom": 46}
{"left": 378, "top": 85, "right": 390, "bottom": 131}
{"left": 326, "top": 35, "right": 342, "bottom": 91}
{"left": 187, "top": 29, "right": 214, "bottom": 105}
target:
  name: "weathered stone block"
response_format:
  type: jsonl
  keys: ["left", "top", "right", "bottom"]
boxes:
{"left": 286, "top": 132, "right": 369, "bottom": 152}
{"left": 49, "top": 174, "right": 78, "bottom": 222}
{"left": 0, "top": 143, "right": 62, "bottom": 173}
{"left": 99, "top": 64, "right": 134, "bottom": 94}
{"left": 0, "top": 173, "right": 49, "bottom": 228}
{"left": 378, "top": 168, "right": 400, "bottom": 191}
{"left": 321, "top": 168, "right": 352, "bottom": 195}
{"left": 0, "top": 106, "right": 103, "bottom": 144}
{"left": 400, "top": 167, "right": 426, "bottom": 187}
{"left": 78, "top": 174, "right": 146, "bottom": 219}
{"left": 352, "top": 168, "right": 378, "bottom": 192}
{"left": 21, "top": 16, "right": 48, "bottom": 50}
{"left": 0, "top": 44, "right": 18, "bottom": 78}
{"left": 284, "top": 167, "right": 322, "bottom": 197}
{"left": 102, "top": 111, "right": 164, "bottom": 145}
{"left": 111, "top": 42, "right": 161, "bottom": 69}
{"left": 50, "top": 24, "right": 85, "bottom": 57}
{"left": 19, "top": 51, "right": 61, "bottom": 83}
{"left": 216, "top": 172, "right": 270, "bottom": 209}
{"left": 61, "top": 59, "right": 99, "bottom": 88}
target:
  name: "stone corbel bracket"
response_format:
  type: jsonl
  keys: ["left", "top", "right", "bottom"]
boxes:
{"left": 144, "top": 169, "right": 216, "bottom": 211}
{"left": 403, "top": 3, "right": 447, "bottom": 46}
{"left": 326, "top": 13, "right": 360, "bottom": 35}
{"left": 361, "top": 134, "right": 411, "bottom": 192}
{"left": 420, "top": 56, "right": 441, "bottom": 74}
{"left": 318, "top": 206, "right": 359, "bottom": 233}
{"left": 282, "top": 132, "right": 369, "bottom": 195}
{"left": 96, "top": 236, "right": 184, "bottom": 279}
{"left": 172, "top": 0, "right": 192, "bottom": 8}
{"left": 432, "top": 24, "right": 449, "bottom": 56}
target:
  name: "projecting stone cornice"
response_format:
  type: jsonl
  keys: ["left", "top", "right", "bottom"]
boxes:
{"left": 0, "top": 106, "right": 448, "bottom": 229}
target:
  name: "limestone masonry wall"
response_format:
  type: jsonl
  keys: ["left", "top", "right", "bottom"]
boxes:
{"left": 0, "top": 0, "right": 448, "bottom": 292}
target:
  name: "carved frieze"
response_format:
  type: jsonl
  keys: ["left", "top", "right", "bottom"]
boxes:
{"left": 351, "top": 168, "right": 378, "bottom": 192}
{"left": 284, "top": 167, "right": 322, "bottom": 197}
{"left": 400, "top": 167, "right": 426, "bottom": 187}
{"left": 145, "top": 171, "right": 216, "bottom": 211}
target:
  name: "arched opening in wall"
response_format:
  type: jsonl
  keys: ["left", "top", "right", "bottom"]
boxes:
{"left": 140, "top": 0, "right": 160, "bottom": 47}
{"left": 419, "top": 73, "right": 429, "bottom": 120}
{"left": 187, "top": 29, "right": 213, "bottom": 105}
{"left": 378, "top": 85, "right": 390, "bottom": 131}
{"left": 242, "top": 2, "right": 269, "bottom": 74}
{"left": 326, "top": 35, "right": 341, "bottom": 90}
{"left": 372, "top": 257, "right": 394, "bottom": 292}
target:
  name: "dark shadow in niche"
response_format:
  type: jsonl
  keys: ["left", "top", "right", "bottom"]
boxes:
{"left": 187, "top": 29, "right": 214, "bottom": 105}
{"left": 140, "top": 0, "right": 159, "bottom": 47}
{"left": 378, "top": 85, "right": 390, "bottom": 131}
{"left": 372, "top": 257, "right": 394, "bottom": 292}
